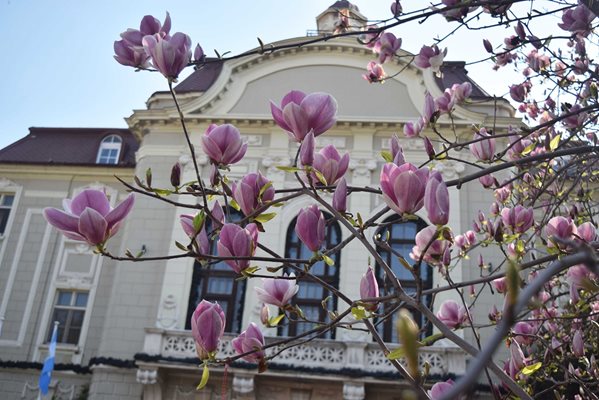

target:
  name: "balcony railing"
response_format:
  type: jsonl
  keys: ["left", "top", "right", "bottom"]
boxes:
{"left": 142, "top": 328, "right": 466, "bottom": 377}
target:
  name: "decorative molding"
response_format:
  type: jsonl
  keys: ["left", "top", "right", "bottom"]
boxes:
{"left": 156, "top": 295, "right": 179, "bottom": 329}
{"left": 136, "top": 368, "right": 158, "bottom": 385}
{"left": 349, "top": 158, "right": 377, "bottom": 179}
{"left": 23, "top": 190, "right": 68, "bottom": 198}
{"left": 0, "top": 208, "right": 43, "bottom": 341}
{"left": 318, "top": 136, "right": 346, "bottom": 148}
{"left": 262, "top": 156, "right": 291, "bottom": 181}
{"left": 0, "top": 177, "right": 18, "bottom": 188}
{"left": 244, "top": 134, "right": 264, "bottom": 146}
{"left": 233, "top": 374, "right": 255, "bottom": 394}
{"left": 343, "top": 382, "right": 365, "bottom": 400}
{"left": 431, "top": 159, "right": 467, "bottom": 180}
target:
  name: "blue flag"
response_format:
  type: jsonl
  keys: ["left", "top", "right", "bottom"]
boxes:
{"left": 39, "top": 323, "right": 58, "bottom": 396}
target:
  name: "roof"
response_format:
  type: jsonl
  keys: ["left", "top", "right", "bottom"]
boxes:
{"left": 328, "top": 1, "right": 360, "bottom": 12}
{"left": 174, "top": 52, "right": 493, "bottom": 101}
{"left": 436, "top": 61, "right": 491, "bottom": 99}
{"left": 174, "top": 59, "right": 224, "bottom": 93}
{"left": 0, "top": 127, "right": 138, "bottom": 167}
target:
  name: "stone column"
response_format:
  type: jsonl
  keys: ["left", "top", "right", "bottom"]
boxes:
{"left": 232, "top": 373, "right": 256, "bottom": 400}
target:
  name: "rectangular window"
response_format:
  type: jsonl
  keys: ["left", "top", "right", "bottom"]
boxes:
{"left": 46, "top": 290, "right": 89, "bottom": 345}
{"left": 0, "top": 193, "right": 15, "bottom": 235}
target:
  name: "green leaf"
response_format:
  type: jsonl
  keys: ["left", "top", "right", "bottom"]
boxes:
{"left": 419, "top": 333, "right": 444, "bottom": 346}
{"left": 549, "top": 134, "right": 561, "bottom": 151}
{"left": 266, "top": 266, "right": 283, "bottom": 273}
{"left": 268, "top": 314, "right": 285, "bottom": 327}
{"left": 259, "top": 182, "right": 273, "bottom": 198}
{"left": 521, "top": 362, "right": 542, "bottom": 376}
{"left": 387, "top": 347, "right": 405, "bottom": 360}
{"left": 322, "top": 254, "right": 335, "bottom": 266}
{"left": 351, "top": 306, "right": 366, "bottom": 320}
{"left": 175, "top": 241, "right": 189, "bottom": 252}
{"left": 254, "top": 212, "right": 277, "bottom": 223}
{"left": 521, "top": 142, "right": 536, "bottom": 156}
{"left": 229, "top": 199, "right": 241, "bottom": 211}
{"left": 356, "top": 212, "right": 364, "bottom": 228}
{"left": 381, "top": 150, "right": 393, "bottom": 163}
{"left": 197, "top": 364, "right": 210, "bottom": 390}
{"left": 152, "top": 188, "right": 173, "bottom": 196}
{"left": 276, "top": 166, "right": 302, "bottom": 173}
{"left": 313, "top": 170, "right": 327, "bottom": 185}
{"left": 193, "top": 211, "right": 206, "bottom": 232}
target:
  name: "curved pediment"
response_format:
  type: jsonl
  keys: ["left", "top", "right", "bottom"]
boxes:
{"left": 183, "top": 39, "right": 429, "bottom": 122}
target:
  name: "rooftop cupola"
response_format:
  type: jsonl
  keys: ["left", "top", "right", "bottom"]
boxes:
{"left": 313, "top": 1, "right": 367, "bottom": 35}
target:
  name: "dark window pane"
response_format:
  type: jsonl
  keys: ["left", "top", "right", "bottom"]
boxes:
{"left": 0, "top": 209, "right": 9, "bottom": 234}
{"left": 70, "top": 310, "right": 85, "bottom": 328}
{"left": 207, "top": 277, "right": 233, "bottom": 294}
{"left": 66, "top": 327, "right": 81, "bottom": 344}
{"left": 2, "top": 195, "right": 14, "bottom": 206}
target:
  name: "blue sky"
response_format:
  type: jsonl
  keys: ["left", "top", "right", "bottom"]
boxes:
{"left": 0, "top": 1, "right": 524, "bottom": 149}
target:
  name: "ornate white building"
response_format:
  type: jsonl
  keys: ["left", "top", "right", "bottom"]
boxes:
{"left": 0, "top": 2, "right": 518, "bottom": 399}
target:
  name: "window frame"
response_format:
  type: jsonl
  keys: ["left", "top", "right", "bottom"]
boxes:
{"left": 375, "top": 215, "right": 432, "bottom": 342}
{"left": 46, "top": 289, "right": 89, "bottom": 345}
{"left": 280, "top": 212, "right": 341, "bottom": 339}
{"left": 96, "top": 134, "right": 123, "bottom": 165}
{"left": 0, "top": 193, "right": 15, "bottom": 236}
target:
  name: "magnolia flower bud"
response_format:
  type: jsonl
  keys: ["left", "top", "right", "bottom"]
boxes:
{"left": 333, "top": 178, "right": 348, "bottom": 213}
{"left": 191, "top": 300, "right": 226, "bottom": 360}
{"left": 572, "top": 330, "right": 585, "bottom": 357}
{"left": 217, "top": 223, "right": 259, "bottom": 273}
{"left": 170, "top": 162, "right": 181, "bottom": 187}
{"left": 437, "top": 300, "right": 468, "bottom": 329}
{"left": 300, "top": 131, "right": 315, "bottom": 166}
{"left": 424, "top": 171, "right": 449, "bottom": 225}
{"left": 295, "top": 205, "right": 326, "bottom": 252}
{"left": 260, "top": 304, "right": 270, "bottom": 326}
{"left": 360, "top": 266, "right": 379, "bottom": 311}
{"left": 380, "top": 163, "right": 429, "bottom": 215}
{"left": 201, "top": 123, "right": 248, "bottom": 166}
{"left": 232, "top": 322, "right": 265, "bottom": 362}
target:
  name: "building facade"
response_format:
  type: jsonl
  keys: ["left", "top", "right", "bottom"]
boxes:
{"left": 0, "top": 3, "right": 518, "bottom": 399}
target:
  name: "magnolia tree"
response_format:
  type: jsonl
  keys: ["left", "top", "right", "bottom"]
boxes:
{"left": 44, "top": 1, "right": 599, "bottom": 399}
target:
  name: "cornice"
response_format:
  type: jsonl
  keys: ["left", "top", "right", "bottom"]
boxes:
{"left": 0, "top": 164, "right": 135, "bottom": 180}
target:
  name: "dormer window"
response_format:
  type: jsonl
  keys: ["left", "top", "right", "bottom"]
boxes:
{"left": 96, "top": 135, "right": 122, "bottom": 165}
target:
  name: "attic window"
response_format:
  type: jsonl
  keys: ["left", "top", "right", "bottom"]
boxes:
{"left": 96, "top": 135, "right": 122, "bottom": 165}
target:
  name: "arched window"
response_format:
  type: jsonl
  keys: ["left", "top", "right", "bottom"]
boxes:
{"left": 375, "top": 215, "right": 432, "bottom": 342}
{"left": 280, "top": 212, "right": 341, "bottom": 339}
{"left": 185, "top": 210, "right": 246, "bottom": 333}
{"left": 96, "top": 135, "right": 122, "bottom": 165}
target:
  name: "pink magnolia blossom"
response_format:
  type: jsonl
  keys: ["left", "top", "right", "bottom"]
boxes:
{"left": 512, "top": 321, "right": 536, "bottom": 345}
{"left": 451, "top": 82, "right": 472, "bottom": 102}
{"left": 270, "top": 90, "right": 337, "bottom": 142}
{"left": 190, "top": 300, "right": 226, "bottom": 360}
{"left": 142, "top": 32, "right": 192, "bottom": 80}
{"left": 360, "top": 266, "right": 379, "bottom": 311}
{"left": 180, "top": 213, "right": 210, "bottom": 255}
{"left": 380, "top": 163, "right": 429, "bottom": 215}
{"left": 424, "top": 171, "right": 450, "bottom": 225}
{"left": 576, "top": 222, "right": 597, "bottom": 242}
{"left": 422, "top": 92, "right": 436, "bottom": 123}
{"left": 260, "top": 303, "right": 270, "bottom": 325}
{"left": 429, "top": 380, "right": 454, "bottom": 400}
{"left": 558, "top": 3, "right": 596, "bottom": 36}
{"left": 469, "top": 128, "right": 496, "bottom": 161}
{"left": 390, "top": 1, "right": 402, "bottom": 17}
{"left": 482, "top": 0, "right": 512, "bottom": 15}
{"left": 115, "top": 13, "right": 171, "bottom": 68}
{"left": 232, "top": 322, "right": 265, "bottom": 362}
{"left": 201, "top": 123, "right": 247, "bottom": 166}
{"left": 435, "top": 90, "right": 455, "bottom": 113}
{"left": 403, "top": 119, "right": 424, "bottom": 137}
{"left": 545, "top": 216, "right": 577, "bottom": 247}
{"left": 311, "top": 145, "right": 350, "bottom": 185}
{"left": 437, "top": 300, "right": 468, "bottom": 329}
{"left": 295, "top": 205, "right": 326, "bottom": 252}
{"left": 439, "top": 0, "right": 472, "bottom": 21}
{"left": 374, "top": 32, "right": 401, "bottom": 64}
{"left": 493, "top": 277, "right": 507, "bottom": 294}
{"left": 567, "top": 264, "right": 594, "bottom": 302}
{"left": 501, "top": 205, "right": 534, "bottom": 234}
{"left": 572, "top": 330, "right": 585, "bottom": 357}
{"left": 562, "top": 104, "right": 588, "bottom": 130}
{"left": 509, "top": 82, "right": 531, "bottom": 103}
{"left": 506, "top": 341, "right": 527, "bottom": 379}
{"left": 44, "top": 189, "right": 134, "bottom": 246}
{"left": 479, "top": 174, "right": 496, "bottom": 188}
{"left": 255, "top": 273, "right": 299, "bottom": 307}
{"left": 232, "top": 172, "right": 275, "bottom": 217}
{"left": 414, "top": 45, "right": 447, "bottom": 75}
{"left": 217, "top": 223, "right": 259, "bottom": 273}
{"left": 194, "top": 44, "right": 205, "bottom": 62}
{"left": 410, "top": 226, "right": 450, "bottom": 266}
{"left": 363, "top": 61, "right": 386, "bottom": 83}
